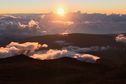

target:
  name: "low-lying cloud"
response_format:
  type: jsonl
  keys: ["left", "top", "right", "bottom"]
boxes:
{"left": 0, "top": 41, "right": 100, "bottom": 63}
{"left": 115, "top": 34, "right": 126, "bottom": 43}
{"left": 31, "top": 49, "right": 100, "bottom": 63}
{"left": 0, "top": 42, "right": 45, "bottom": 58}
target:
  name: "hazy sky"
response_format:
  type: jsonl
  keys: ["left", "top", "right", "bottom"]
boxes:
{"left": 0, "top": 0, "right": 126, "bottom": 14}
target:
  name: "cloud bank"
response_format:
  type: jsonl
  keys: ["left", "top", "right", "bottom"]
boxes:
{"left": 0, "top": 42, "right": 44, "bottom": 58}
{"left": 1, "top": 14, "right": 126, "bottom": 38}
{"left": 31, "top": 49, "right": 100, "bottom": 63}
{"left": 0, "top": 41, "right": 100, "bottom": 63}
{"left": 0, "top": 15, "right": 42, "bottom": 37}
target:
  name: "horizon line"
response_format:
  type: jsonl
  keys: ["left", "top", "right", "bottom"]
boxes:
{"left": 0, "top": 11, "right": 126, "bottom": 15}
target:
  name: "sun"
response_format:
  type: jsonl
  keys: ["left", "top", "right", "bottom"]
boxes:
{"left": 56, "top": 7, "right": 65, "bottom": 16}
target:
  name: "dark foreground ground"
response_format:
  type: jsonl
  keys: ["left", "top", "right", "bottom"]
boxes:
{"left": 0, "top": 33, "right": 126, "bottom": 84}
{"left": 0, "top": 55, "right": 126, "bottom": 84}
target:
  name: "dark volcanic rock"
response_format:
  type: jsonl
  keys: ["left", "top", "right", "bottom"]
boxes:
{"left": 0, "top": 55, "right": 126, "bottom": 84}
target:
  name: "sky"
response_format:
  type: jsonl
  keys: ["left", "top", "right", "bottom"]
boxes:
{"left": 0, "top": 0, "right": 126, "bottom": 14}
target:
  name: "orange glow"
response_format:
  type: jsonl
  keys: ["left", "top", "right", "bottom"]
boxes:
{"left": 0, "top": 7, "right": 125, "bottom": 14}
{"left": 56, "top": 7, "right": 65, "bottom": 16}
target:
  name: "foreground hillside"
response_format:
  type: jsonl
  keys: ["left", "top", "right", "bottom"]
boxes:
{"left": 0, "top": 33, "right": 126, "bottom": 84}
{"left": 0, "top": 55, "right": 126, "bottom": 84}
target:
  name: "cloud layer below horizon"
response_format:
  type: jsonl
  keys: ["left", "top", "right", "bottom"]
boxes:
{"left": 1, "top": 14, "right": 126, "bottom": 39}
{"left": 0, "top": 42, "right": 100, "bottom": 63}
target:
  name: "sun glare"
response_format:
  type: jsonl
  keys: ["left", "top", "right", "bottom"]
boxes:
{"left": 57, "top": 7, "right": 65, "bottom": 16}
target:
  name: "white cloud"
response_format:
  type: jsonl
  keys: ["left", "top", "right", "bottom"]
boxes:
{"left": 115, "top": 34, "right": 126, "bottom": 43}
{"left": 73, "top": 54, "right": 100, "bottom": 63}
{"left": 0, "top": 42, "right": 47, "bottom": 58}
{"left": 31, "top": 49, "right": 69, "bottom": 60}
{"left": 42, "top": 44, "right": 48, "bottom": 48}
{"left": 28, "top": 20, "right": 39, "bottom": 28}
{"left": 0, "top": 41, "right": 100, "bottom": 63}
{"left": 31, "top": 49, "right": 100, "bottom": 63}
{"left": 0, "top": 15, "right": 42, "bottom": 37}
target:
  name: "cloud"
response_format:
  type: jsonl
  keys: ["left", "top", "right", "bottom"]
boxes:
{"left": 18, "top": 20, "right": 40, "bottom": 30}
{"left": 73, "top": 54, "right": 100, "bottom": 63}
{"left": 28, "top": 20, "right": 39, "bottom": 28}
{"left": 0, "top": 47, "right": 20, "bottom": 59}
{"left": 31, "top": 49, "right": 100, "bottom": 63}
{"left": 50, "top": 20, "right": 74, "bottom": 25}
{"left": 0, "top": 42, "right": 47, "bottom": 58}
{"left": 31, "top": 49, "right": 69, "bottom": 60}
{"left": 1, "top": 14, "right": 126, "bottom": 38}
{"left": 62, "top": 46, "right": 110, "bottom": 53}
{"left": 115, "top": 34, "right": 126, "bottom": 43}
{"left": 0, "top": 41, "right": 100, "bottom": 63}
{"left": 1, "top": 14, "right": 126, "bottom": 37}
{"left": 0, "top": 15, "right": 42, "bottom": 37}
{"left": 0, "top": 15, "right": 19, "bottom": 20}
{"left": 42, "top": 44, "right": 48, "bottom": 48}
